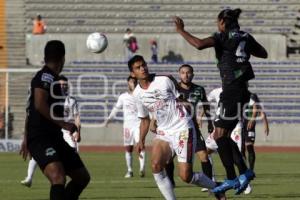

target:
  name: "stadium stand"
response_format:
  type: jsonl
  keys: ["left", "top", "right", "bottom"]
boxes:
{"left": 1, "top": 0, "right": 300, "bottom": 142}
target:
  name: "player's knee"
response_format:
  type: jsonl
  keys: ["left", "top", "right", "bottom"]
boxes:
{"left": 48, "top": 172, "right": 66, "bottom": 185}
{"left": 151, "top": 160, "right": 163, "bottom": 173}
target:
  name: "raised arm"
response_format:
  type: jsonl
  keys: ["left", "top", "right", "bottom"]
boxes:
{"left": 173, "top": 16, "right": 215, "bottom": 50}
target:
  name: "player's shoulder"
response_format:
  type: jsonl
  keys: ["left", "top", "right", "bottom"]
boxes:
{"left": 33, "top": 67, "right": 55, "bottom": 82}
{"left": 192, "top": 83, "right": 205, "bottom": 91}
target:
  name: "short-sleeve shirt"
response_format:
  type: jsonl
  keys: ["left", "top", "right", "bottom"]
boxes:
{"left": 133, "top": 74, "right": 193, "bottom": 132}
{"left": 207, "top": 87, "right": 223, "bottom": 104}
{"left": 115, "top": 92, "right": 141, "bottom": 129}
{"left": 213, "top": 30, "right": 256, "bottom": 85}
{"left": 27, "top": 66, "right": 64, "bottom": 140}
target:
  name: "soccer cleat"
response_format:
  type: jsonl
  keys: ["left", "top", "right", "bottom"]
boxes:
{"left": 244, "top": 184, "right": 252, "bottom": 194}
{"left": 211, "top": 179, "right": 240, "bottom": 194}
{"left": 201, "top": 188, "right": 209, "bottom": 192}
{"left": 20, "top": 179, "right": 32, "bottom": 188}
{"left": 235, "top": 170, "right": 255, "bottom": 195}
{"left": 124, "top": 171, "right": 133, "bottom": 178}
{"left": 139, "top": 170, "right": 145, "bottom": 178}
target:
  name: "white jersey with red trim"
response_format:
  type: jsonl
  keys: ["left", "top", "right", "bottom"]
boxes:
{"left": 133, "top": 75, "right": 193, "bottom": 132}
{"left": 114, "top": 92, "right": 141, "bottom": 128}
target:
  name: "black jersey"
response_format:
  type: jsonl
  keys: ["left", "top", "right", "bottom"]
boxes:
{"left": 213, "top": 30, "right": 256, "bottom": 86}
{"left": 178, "top": 83, "right": 207, "bottom": 117}
{"left": 27, "top": 66, "right": 64, "bottom": 140}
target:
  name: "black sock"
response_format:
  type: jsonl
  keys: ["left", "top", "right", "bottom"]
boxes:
{"left": 247, "top": 145, "right": 255, "bottom": 171}
{"left": 230, "top": 139, "right": 248, "bottom": 174}
{"left": 50, "top": 184, "right": 65, "bottom": 200}
{"left": 65, "top": 180, "right": 88, "bottom": 200}
{"left": 215, "top": 137, "right": 236, "bottom": 180}
{"left": 165, "top": 160, "right": 175, "bottom": 187}
{"left": 201, "top": 161, "right": 213, "bottom": 179}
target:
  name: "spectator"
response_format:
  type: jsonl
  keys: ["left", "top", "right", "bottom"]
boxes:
{"left": 123, "top": 28, "right": 138, "bottom": 61}
{"left": 32, "top": 14, "right": 46, "bottom": 34}
{"left": 150, "top": 39, "right": 158, "bottom": 63}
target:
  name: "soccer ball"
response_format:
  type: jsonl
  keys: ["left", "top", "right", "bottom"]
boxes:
{"left": 86, "top": 32, "right": 108, "bottom": 53}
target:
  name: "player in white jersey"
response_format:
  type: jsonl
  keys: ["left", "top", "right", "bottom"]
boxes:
{"left": 21, "top": 75, "right": 81, "bottom": 187}
{"left": 104, "top": 76, "right": 146, "bottom": 178}
{"left": 128, "top": 55, "right": 225, "bottom": 200}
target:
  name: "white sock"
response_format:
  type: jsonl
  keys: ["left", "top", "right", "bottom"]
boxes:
{"left": 153, "top": 171, "right": 176, "bottom": 200}
{"left": 208, "top": 155, "right": 216, "bottom": 182}
{"left": 139, "top": 150, "right": 146, "bottom": 172}
{"left": 26, "top": 158, "right": 37, "bottom": 181}
{"left": 190, "top": 172, "right": 216, "bottom": 189}
{"left": 125, "top": 152, "right": 133, "bottom": 172}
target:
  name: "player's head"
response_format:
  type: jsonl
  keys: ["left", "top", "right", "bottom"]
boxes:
{"left": 178, "top": 64, "right": 194, "bottom": 84}
{"left": 44, "top": 40, "right": 65, "bottom": 72}
{"left": 127, "top": 76, "right": 137, "bottom": 92}
{"left": 217, "top": 8, "right": 242, "bottom": 32}
{"left": 36, "top": 14, "right": 42, "bottom": 20}
{"left": 58, "top": 75, "right": 69, "bottom": 95}
{"left": 128, "top": 55, "right": 149, "bottom": 80}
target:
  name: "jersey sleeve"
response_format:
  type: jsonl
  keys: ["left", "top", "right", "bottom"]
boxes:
{"left": 136, "top": 98, "right": 149, "bottom": 118}
{"left": 207, "top": 89, "right": 216, "bottom": 102}
{"left": 32, "top": 72, "right": 54, "bottom": 92}
{"left": 115, "top": 95, "right": 124, "bottom": 109}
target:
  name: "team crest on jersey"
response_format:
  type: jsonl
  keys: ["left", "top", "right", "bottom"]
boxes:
{"left": 45, "top": 147, "right": 56, "bottom": 156}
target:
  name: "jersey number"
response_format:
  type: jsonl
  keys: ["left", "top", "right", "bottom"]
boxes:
{"left": 235, "top": 41, "right": 247, "bottom": 63}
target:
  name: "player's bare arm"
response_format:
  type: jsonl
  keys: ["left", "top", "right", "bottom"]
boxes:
{"left": 138, "top": 116, "right": 150, "bottom": 153}
{"left": 34, "top": 88, "right": 77, "bottom": 133}
{"left": 261, "top": 111, "right": 269, "bottom": 136}
{"left": 20, "top": 115, "right": 29, "bottom": 161}
{"left": 173, "top": 16, "right": 215, "bottom": 50}
{"left": 247, "top": 102, "right": 258, "bottom": 131}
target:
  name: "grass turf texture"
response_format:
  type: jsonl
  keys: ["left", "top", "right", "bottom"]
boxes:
{"left": 0, "top": 152, "right": 300, "bottom": 199}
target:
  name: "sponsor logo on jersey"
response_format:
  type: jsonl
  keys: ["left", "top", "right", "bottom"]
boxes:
{"left": 45, "top": 147, "right": 56, "bottom": 156}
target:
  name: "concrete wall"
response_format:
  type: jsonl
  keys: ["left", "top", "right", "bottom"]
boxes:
{"left": 80, "top": 123, "right": 300, "bottom": 147}
{"left": 26, "top": 33, "right": 287, "bottom": 65}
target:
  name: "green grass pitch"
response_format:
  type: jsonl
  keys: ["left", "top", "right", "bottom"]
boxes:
{"left": 0, "top": 151, "right": 300, "bottom": 199}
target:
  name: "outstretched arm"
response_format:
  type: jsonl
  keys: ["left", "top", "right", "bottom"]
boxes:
{"left": 173, "top": 16, "right": 215, "bottom": 50}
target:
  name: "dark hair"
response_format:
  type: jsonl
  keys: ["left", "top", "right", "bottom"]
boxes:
{"left": 218, "top": 8, "right": 242, "bottom": 31}
{"left": 58, "top": 75, "right": 68, "bottom": 81}
{"left": 44, "top": 40, "right": 65, "bottom": 63}
{"left": 178, "top": 64, "right": 194, "bottom": 73}
{"left": 127, "top": 75, "right": 136, "bottom": 82}
{"left": 128, "top": 55, "right": 146, "bottom": 72}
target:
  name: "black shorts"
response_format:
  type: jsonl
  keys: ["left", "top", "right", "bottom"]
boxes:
{"left": 214, "top": 84, "right": 250, "bottom": 130}
{"left": 195, "top": 128, "right": 207, "bottom": 152}
{"left": 28, "top": 134, "right": 84, "bottom": 172}
{"left": 242, "top": 125, "right": 256, "bottom": 143}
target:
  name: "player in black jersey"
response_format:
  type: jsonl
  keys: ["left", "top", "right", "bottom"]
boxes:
{"left": 174, "top": 8, "right": 268, "bottom": 194}
{"left": 165, "top": 64, "right": 214, "bottom": 189}
{"left": 19, "top": 40, "right": 90, "bottom": 200}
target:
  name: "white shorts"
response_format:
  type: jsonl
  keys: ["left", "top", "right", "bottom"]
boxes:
{"left": 123, "top": 127, "right": 139, "bottom": 146}
{"left": 154, "top": 127, "right": 196, "bottom": 163}
{"left": 62, "top": 129, "right": 79, "bottom": 152}
{"left": 205, "top": 122, "right": 242, "bottom": 152}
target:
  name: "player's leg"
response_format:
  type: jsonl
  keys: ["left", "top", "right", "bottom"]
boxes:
{"left": 21, "top": 158, "right": 37, "bottom": 187}
{"left": 175, "top": 128, "right": 216, "bottom": 189}
{"left": 134, "top": 128, "right": 146, "bottom": 177}
{"left": 28, "top": 137, "right": 66, "bottom": 200}
{"left": 165, "top": 159, "right": 175, "bottom": 187}
{"left": 151, "top": 138, "right": 176, "bottom": 200}
{"left": 123, "top": 128, "right": 134, "bottom": 177}
{"left": 124, "top": 145, "right": 134, "bottom": 178}
{"left": 43, "top": 162, "right": 66, "bottom": 200}
{"left": 59, "top": 139, "right": 90, "bottom": 200}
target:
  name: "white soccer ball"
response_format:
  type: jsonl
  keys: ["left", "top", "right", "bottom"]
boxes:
{"left": 86, "top": 32, "right": 108, "bottom": 53}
